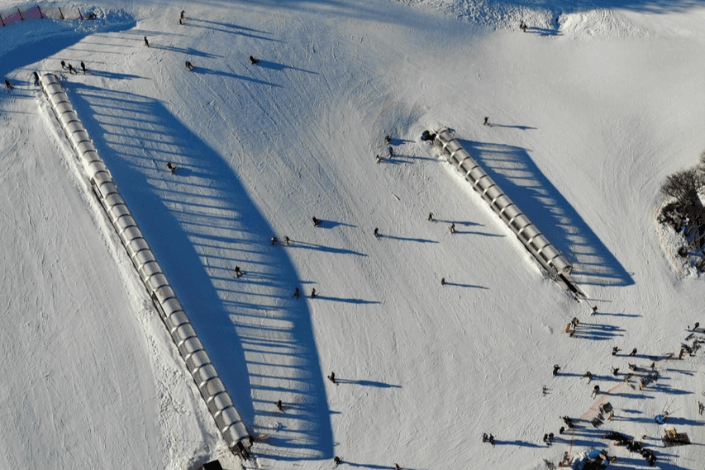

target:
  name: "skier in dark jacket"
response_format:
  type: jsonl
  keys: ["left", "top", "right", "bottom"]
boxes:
{"left": 553, "top": 364, "right": 561, "bottom": 376}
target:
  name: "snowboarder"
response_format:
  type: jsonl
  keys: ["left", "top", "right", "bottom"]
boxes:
{"left": 284, "top": 236, "right": 291, "bottom": 245}
{"left": 592, "top": 385, "right": 600, "bottom": 397}
{"left": 144, "top": 36, "right": 150, "bottom": 47}
{"left": 271, "top": 236, "right": 278, "bottom": 245}
{"left": 559, "top": 426, "right": 565, "bottom": 434}
{"left": 166, "top": 162, "right": 177, "bottom": 174}
{"left": 373, "top": 228, "right": 379, "bottom": 238}
{"left": 628, "top": 363, "right": 638, "bottom": 371}
{"left": 312, "top": 216, "right": 322, "bottom": 227}
{"left": 292, "top": 288, "right": 300, "bottom": 299}
{"left": 612, "top": 367, "right": 619, "bottom": 376}
{"left": 483, "top": 116, "right": 489, "bottom": 126}
{"left": 249, "top": 55, "right": 260, "bottom": 65}
{"left": 482, "top": 433, "right": 488, "bottom": 443}
{"left": 68, "top": 64, "right": 76, "bottom": 74}
{"left": 441, "top": 277, "right": 446, "bottom": 286}
{"left": 80, "top": 61, "right": 87, "bottom": 73}
{"left": 276, "top": 400, "right": 284, "bottom": 412}
{"left": 333, "top": 456, "right": 342, "bottom": 468}
{"left": 180, "top": 10, "right": 185, "bottom": 19}
{"left": 61, "top": 60, "right": 67, "bottom": 69}
{"left": 185, "top": 61, "right": 194, "bottom": 71}
{"left": 385, "top": 135, "right": 392, "bottom": 143}
{"left": 553, "top": 364, "right": 561, "bottom": 376}
{"left": 311, "top": 288, "right": 317, "bottom": 298}
{"left": 4, "top": 79, "right": 12, "bottom": 90}
{"left": 612, "top": 346, "right": 621, "bottom": 356}
{"left": 449, "top": 223, "right": 456, "bottom": 234}
{"left": 327, "top": 372, "right": 336, "bottom": 384}
{"left": 629, "top": 348, "right": 637, "bottom": 356}
{"left": 583, "top": 371, "right": 592, "bottom": 382}
{"left": 234, "top": 266, "right": 244, "bottom": 278}
{"left": 428, "top": 212, "right": 434, "bottom": 221}
{"left": 543, "top": 433, "right": 548, "bottom": 443}
{"left": 375, "top": 155, "right": 382, "bottom": 164}
{"left": 488, "top": 434, "right": 495, "bottom": 445}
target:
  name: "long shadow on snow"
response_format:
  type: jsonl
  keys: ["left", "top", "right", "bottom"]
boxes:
{"left": 0, "top": 11, "right": 136, "bottom": 81}
{"left": 457, "top": 139, "right": 633, "bottom": 288}
{"left": 67, "top": 83, "right": 333, "bottom": 461}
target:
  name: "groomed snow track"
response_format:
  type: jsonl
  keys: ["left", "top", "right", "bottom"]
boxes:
{"left": 38, "top": 73, "right": 253, "bottom": 461}
{"left": 433, "top": 128, "right": 583, "bottom": 295}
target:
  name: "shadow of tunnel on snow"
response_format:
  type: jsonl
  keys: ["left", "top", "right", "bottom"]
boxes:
{"left": 457, "top": 139, "right": 633, "bottom": 288}
{"left": 66, "top": 83, "right": 333, "bottom": 461}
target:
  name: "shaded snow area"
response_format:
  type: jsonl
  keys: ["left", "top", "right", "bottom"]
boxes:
{"left": 2, "top": 0, "right": 705, "bottom": 469}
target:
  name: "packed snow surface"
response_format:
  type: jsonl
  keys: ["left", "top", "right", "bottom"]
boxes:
{"left": 1, "top": 0, "right": 705, "bottom": 469}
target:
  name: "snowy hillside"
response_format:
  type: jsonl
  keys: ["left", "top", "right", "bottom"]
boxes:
{"left": 2, "top": 1, "right": 705, "bottom": 469}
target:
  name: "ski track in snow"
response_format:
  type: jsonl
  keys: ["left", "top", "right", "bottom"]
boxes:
{"left": 1, "top": 1, "right": 705, "bottom": 469}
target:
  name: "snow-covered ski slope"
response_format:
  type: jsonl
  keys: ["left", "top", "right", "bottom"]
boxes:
{"left": 1, "top": 1, "right": 705, "bottom": 469}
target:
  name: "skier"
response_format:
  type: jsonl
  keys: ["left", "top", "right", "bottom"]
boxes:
{"left": 166, "top": 162, "right": 177, "bottom": 174}
{"left": 553, "top": 364, "right": 561, "bottom": 376}
{"left": 292, "top": 288, "right": 300, "bottom": 299}
{"left": 312, "top": 216, "right": 322, "bottom": 227}
{"left": 32, "top": 71, "right": 40, "bottom": 85}
{"left": 375, "top": 155, "right": 382, "bottom": 164}
{"left": 483, "top": 117, "right": 489, "bottom": 126}
{"left": 61, "top": 60, "right": 67, "bottom": 69}
{"left": 612, "top": 346, "right": 620, "bottom": 356}
{"left": 441, "top": 277, "right": 446, "bottom": 286}
{"left": 276, "top": 400, "right": 284, "bottom": 412}
{"left": 482, "top": 433, "right": 488, "bottom": 443}
{"left": 394, "top": 464, "right": 401, "bottom": 470}
{"left": 612, "top": 367, "right": 619, "bottom": 376}
{"left": 4, "top": 79, "right": 12, "bottom": 90}
{"left": 144, "top": 36, "right": 150, "bottom": 47}
{"left": 80, "top": 61, "right": 87, "bottom": 73}
{"left": 559, "top": 426, "right": 565, "bottom": 434}
{"left": 284, "top": 236, "right": 291, "bottom": 245}
{"left": 271, "top": 236, "right": 278, "bottom": 245}
{"left": 695, "top": 322, "right": 700, "bottom": 331}
{"left": 698, "top": 401, "right": 704, "bottom": 416}
{"left": 249, "top": 55, "right": 260, "bottom": 65}
{"left": 234, "top": 266, "right": 244, "bottom": 278}
{"left": 327, "top": 372, "right": 336, "bottom": 384}
{"left": 543, "top": 433, "right": 548, "bottom": 443}
{"left": 592, "top": 385, "right": 600, "bottom": 397}
{"left": 650, "top": 362, "right": 655, "bottom": 370}
{"left": 488, "top": 434, "right": 495, "bottom": 445}
{"left": 311, "top": 288, "right": 317, "bottom": 298}
{"left": 333, "top": 456, "right": 342, "bottom": 468}
{"left": 583, "top": 371, "right": 592, "bottom": 382}
{"left": 449, "top": 223, "right": 456, "bottom": 234}
{"left": 68, "top": 64, "right": 76, "bottom": 74}
{"left": 388, "top": 146, "right": 394, "bottom": 157}
{"left": 373, "top": 228, "right": 379, "bottom": 238}
{"left": 428, "top": 212, "right": 434, "bottom": 222}
{"left": 628, "top": 363, "right": 638, "bottom": 371}
{"left": 385, "top": 135, "right": 392, "bottom": 143}
{"left": 548, "top": 433, "right": 554, "bottom": 443}
{"left": 185, "top": 61, "right": 194, "bottom": 71}
{"left": 181, "top": 10, "right": 185, "bottom": 19}
{"left": 629, "top": 348, "right": 637, "bottom": 357}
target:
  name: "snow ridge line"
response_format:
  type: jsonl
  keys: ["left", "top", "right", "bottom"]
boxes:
{"left": 432, "top": 128, "right": 580, "bottom": 292}
{"left": 38, "top": 73, "right": 254, "bottom": 461}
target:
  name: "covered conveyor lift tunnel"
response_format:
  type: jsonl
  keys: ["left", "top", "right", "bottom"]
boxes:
{"left": 38, "top": 73, "right": 254, "bottom": 461}
{"left": 432, "top": 128, "right": 588, "bottom": 303}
